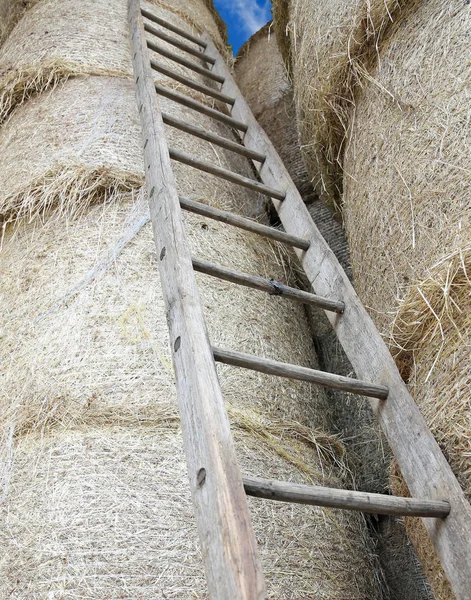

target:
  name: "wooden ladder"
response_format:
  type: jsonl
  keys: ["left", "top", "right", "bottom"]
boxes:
{"left": 128, "top": 2, "right": 471, "bottom": 598}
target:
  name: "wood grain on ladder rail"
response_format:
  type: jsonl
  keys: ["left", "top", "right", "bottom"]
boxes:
{"left": 128, "top": 2, "right": 266, "bottom": 598}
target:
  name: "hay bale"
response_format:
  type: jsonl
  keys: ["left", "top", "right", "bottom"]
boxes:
{"left": 342, "top": 0, "right": 471, "bottom": 595}
{"left": 236, "top": 23, "right": 315, "bottom": 203}
{"left": 0, "top": 0, "right": 228, "bottom": 124}
{"left": 235, "top": 23, "right": 353, "bottom": 267}
{"left": 272, "top": 0, "right": 400, "bottom": 205}
{"left": 0, "top": 72, "right": 383, "bottom": 596}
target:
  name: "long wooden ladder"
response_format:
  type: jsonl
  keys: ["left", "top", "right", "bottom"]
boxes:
{"left": 128, "top": 2, "right": 471, "bottom": 598}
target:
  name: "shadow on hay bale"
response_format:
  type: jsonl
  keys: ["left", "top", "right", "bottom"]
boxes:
{"left": 235, "top": 21, "right": 436, "bottom": 600}
{"left": 0, "top": 68, "right": 383, "bottom": 596}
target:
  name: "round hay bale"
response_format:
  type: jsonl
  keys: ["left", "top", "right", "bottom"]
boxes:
{"left": 272, "top": 0, "right": 400, "bottom": 205}
{"left": 0, "top": 74, "right": 382, "bottom": 596}
{"left": 0, "top": 0, "right": 228, "bottom": 124}
{"left": 342, "top": 0, "right": 471, "bottom": 595}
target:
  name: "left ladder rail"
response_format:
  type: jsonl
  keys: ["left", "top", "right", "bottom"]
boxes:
{"left": 128, "top": 3, "right": 266, "bottom": 598}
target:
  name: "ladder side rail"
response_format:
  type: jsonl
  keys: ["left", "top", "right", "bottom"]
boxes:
{"left": 202, "top": 32, "right": 471, "bottom": 599}
{"left": 128, "top": 5, "right": 266, "bottom": 598}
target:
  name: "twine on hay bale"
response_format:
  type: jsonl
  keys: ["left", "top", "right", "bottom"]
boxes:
{"left": 0, "top": 72, "right": 382, "bottom": 596}
{"left": 272, "top": 0, "right": 401, "bottom": 206}
{"left": 0, "top": 0, "right": 229, "bottom": 124}
{"left": 341, "top": 0, "right": 471, "bottom": 596}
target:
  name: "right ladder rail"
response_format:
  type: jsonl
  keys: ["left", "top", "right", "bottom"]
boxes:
{"left": 202, "top": 32, "right": 471, "bottom": 598}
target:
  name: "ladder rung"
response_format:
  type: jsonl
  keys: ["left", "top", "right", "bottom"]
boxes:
{"left": 243, "top": 477, "right": 450, "bottom": 518}
{"left": 179, "top": 196, "right": 310, "bottom": 250}
{"left": 163, "top": 113, "right": 262, "bottom": 159}
{"left": 144, "top": 21, "right": 215, "bottom": 64}
{"left": 156, "top": 84, "right": 247, "bottom": 132}
{"left": 152, "top": 61, "right": 234, "bottom": 105}
{"left": 147, "top": 40, "right": 224, "bottom": 83}
{"left": 169, "top": 149, "right": 286, "bottom": 200}
{"left": 141, "top": 8, "right": 207, "bottom": 48}
{"left": 212, "top": 347, "right": 389, "bottom": 399}
{"left": 193, "top": 258, "right": 344, "bottom": 313}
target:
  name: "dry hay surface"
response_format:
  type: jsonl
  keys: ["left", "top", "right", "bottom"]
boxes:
{"left": 341, "top": 0, "right": 471, "bottom": 596}
{"left": 272, "top": 0, "right": 401, "bottom": 205}
{"left": 0, "top": 73, "right": 382, "bottom": 596}
{"left": 0, "top": 0, "right": 228, "bottom": 124}
{"left": 236, "top": 23, "right": 316, "bottom": 203}
{"left": 0, "top": 0, "right": 36, "bottom": 46}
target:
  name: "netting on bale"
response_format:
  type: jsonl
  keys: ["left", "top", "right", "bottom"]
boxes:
{"left": 272, "top": 0, "right": 401, "bottom": 206}
{"left": 0, "top": 0, "right": 384, "bottom": 594}
{"left": 341, "top": 0, "right": 471, "bottom": 596}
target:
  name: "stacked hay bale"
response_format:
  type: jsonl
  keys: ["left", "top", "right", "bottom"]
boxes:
{"left": 343, "top": 2, "right": 470, "bottom": 597}
{"left": 272, "top": 0, "right": 400, "bottom": 206}
{"left": 0, "top": 0, "right": 384, "bottom": 597}
{"left": 273, "top": 0, "right": 470, "bottom": 596}
{"left": 235, "top": 22, "right": 434, "bottom": 600}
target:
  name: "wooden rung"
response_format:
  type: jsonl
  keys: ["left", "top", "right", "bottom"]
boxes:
{"left": 144, "top": 21, "right": 215, "bottom": 64}
{"left": 243, "top": 477, "right": 451, "bottom": 518}
{"left": 179, "top": 197, "right": 310, "bottom": 250}
{"left": 163, "top": 114, "right": 263, "bottom": 159}
{"left": 192, "top": 258, "right": 344, "bottom": 313}
{"left": 141, "top": 8, "right": 207, "bottom": 48}
{"left": 152, "top": 62, "right": 234, "bottom": 105}
{"left": 169, "top": 149, "right": 286, "bottom": 200}
{"left": 147, "top": 40, "right": 224, "bottom": 83}
{"left": 156, "top": 84, "right": 247, "bottom": 132}
{"left": 212, "top": 347, "right": 389, "bottom": 399}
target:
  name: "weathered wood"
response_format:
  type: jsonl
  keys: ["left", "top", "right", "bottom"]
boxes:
{"left": 243, "top": 477, "right": 451, "bottom": 518}
{"left": 204, "top": 32, "right": 471, "bottom": 598}
{"left": 153, "top": 62, "right": 234, "bottom": 105}
{"left": 144, "top": 21, "right": 215, "bottom": 64}
{"left": 141, "top": 7, "right": 206, "bottom": 48}
{"left": 212, "top": 347, "right": 389, "bottom": 399}
{"left": 164, "top": 114, "right": 263, "bottom": 159}
{"left": 169, "top": 148, "right": 285, "bottom": 200}
{"left": 155, "top": 84, "right": 246, "bottom": 131}
{"left": 147, "top": 39, "right": 224, "bottom": 83}
{"left": 128, "top": 4, "right": 266, "bottom": 598}
{"left": 193, "top": 258, "right": 344, "bottom": 313}
{"left": 179, "top": 196, "right": 309, "bottom": 249}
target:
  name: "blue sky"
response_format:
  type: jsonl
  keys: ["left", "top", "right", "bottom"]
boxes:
{"left": 213, "top": 0, "right": 272, "bottom": 55}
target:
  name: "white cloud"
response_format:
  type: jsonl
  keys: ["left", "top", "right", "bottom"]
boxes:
{"left": 218, "top": 0, "right": 271, "bottom": 36}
